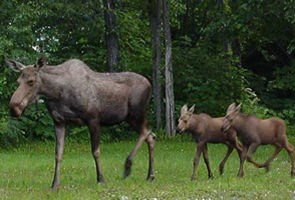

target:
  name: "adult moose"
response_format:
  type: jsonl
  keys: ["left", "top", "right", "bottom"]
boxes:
{"left": 176, "top": 104, "right": 244, "bottom": 180}
{"left": 6, "top": 58, "right": 155, "bottom": 189}
{"left": 222, "top": 103, "right": 295, "bottom": 177}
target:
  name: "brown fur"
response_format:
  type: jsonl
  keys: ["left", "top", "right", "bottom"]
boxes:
{"left": 222, "top": 103, "right": 295, "bottom": 177}
{"left": 6, "top": 58, "right": 155, "bottom": 189}
{"left": 176, "top": 105, "right": 244, "bottom": 180}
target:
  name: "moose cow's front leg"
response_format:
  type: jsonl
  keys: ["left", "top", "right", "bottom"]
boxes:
{"left": 146, "top": 132, "right": 155, "bottom": 181}
{"left": 51, "top": 123, "right": 66, "bottom": 189}
{"left": 87, "top": 119, "right": 105, "bottom": 183}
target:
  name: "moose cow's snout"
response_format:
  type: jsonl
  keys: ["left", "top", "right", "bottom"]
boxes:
{"left": 9, "top": 102, "right": 22, "bottom": 118}
{"left": 176, "top": 126, "right": 184, "bottom": 134}
{"left": 9, "top": 96, "right": 29, "bottom": 118}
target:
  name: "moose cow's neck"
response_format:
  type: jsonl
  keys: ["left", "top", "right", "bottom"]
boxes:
{"left": 37, "top": 60, "right": 91, "bottom": 100}
{"left": 37, "top": 66, "right": 67, "bottom": 99}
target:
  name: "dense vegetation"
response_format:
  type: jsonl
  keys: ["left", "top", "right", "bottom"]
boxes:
{"left": 0, "top": 0, "right": 295, "bottom": 145}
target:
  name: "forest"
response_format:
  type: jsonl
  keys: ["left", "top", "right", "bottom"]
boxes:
{"left": 0, "top": 0, "right": 295, "bottom": 145}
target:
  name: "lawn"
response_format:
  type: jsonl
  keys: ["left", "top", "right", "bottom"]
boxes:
{"left": 0, "top": 136, "right": 295, "bottom": 199}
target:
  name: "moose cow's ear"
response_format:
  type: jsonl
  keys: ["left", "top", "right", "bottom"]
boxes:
{"left": 5, "top": 59, "right": 26, "bottom": 72}
{"left": 181, "top": 104, "right": 188, "bottom": 114}
{"left": 36, "top": 57, "right": 47, "bottom": 68}
{"left": 188, "top": 104, "right": 195, "bottom": 114}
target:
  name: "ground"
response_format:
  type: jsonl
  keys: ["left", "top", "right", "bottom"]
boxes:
{"left": 0, "top": 137, "right": 295, "bottom": 199}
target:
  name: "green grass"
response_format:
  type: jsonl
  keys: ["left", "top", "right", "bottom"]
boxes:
{"left": 0, "top": 137, "right": 295, "bottom": 199}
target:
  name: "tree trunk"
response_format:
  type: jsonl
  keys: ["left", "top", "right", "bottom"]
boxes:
{"left": 104, "top": 0, "right": 119, "bottom": 72}
{"left": 149, "top": 0, "right": 162, "bottom": 130}
{"left": 162, "top": 0, "right": 175, "bottom": 137}
{"left": 232, "top": 37, "right": 242, "bottom": 67}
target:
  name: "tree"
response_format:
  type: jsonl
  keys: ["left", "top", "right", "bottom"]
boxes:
{"left": 149, "top": 0, "right": 162, "bottom": 130}
{"left": 104, "top": 0, "right": 119, "bottom": 72}
{"left": 162, "top": 0, "right": 175, "bottom": 136}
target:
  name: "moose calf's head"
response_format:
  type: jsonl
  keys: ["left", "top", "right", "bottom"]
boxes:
{"left": 5, "top": 58, "right": 46, "bottom": 117}
{"left": 176, "top": 104, "right": 195, "bottom": 133}
{"left": 222, "top": 103, "right": 241, "bottom": 133}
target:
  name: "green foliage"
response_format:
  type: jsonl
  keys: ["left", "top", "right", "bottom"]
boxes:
{"left": 173, "top": 43, "right": 248, "bottom": 116}
{"left": 270, "top": 61, "right": 295, "bottom": 92}
{"left": 0, "top": 0, "right": 295, "bottom": 144}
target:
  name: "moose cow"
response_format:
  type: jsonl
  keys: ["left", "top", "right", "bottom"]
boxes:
{"left": 176, "top": 104, "right": 244, "bottom": 180}
{"left": 6, "top": 58, "right": 155, "bottom": 189}
{"left": 222, "top": 103, "right": 295, "bottom": 177}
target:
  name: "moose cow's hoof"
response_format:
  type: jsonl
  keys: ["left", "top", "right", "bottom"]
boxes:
{"left": 123, "top": 158, "right": 132, "bottom": 179}
{"left": 123, "top": 169, "right": 131, "bottom": 179}
{"left": 97, "top": 175, "right": 105, "bottom": 184}
{"left": 237, "top": 172, "right": 244, "bottom": 177}
{"left": 146, "top": 175, "right": 155, "bottom": 182}
{"left": 219, "top": 167, "right": 224, "bottom": 175}
{"left": 51, "top": 183, "right": 59, "bottom": 191}
{"left": 208, "top": 175, "right": 214, "bottom": 179}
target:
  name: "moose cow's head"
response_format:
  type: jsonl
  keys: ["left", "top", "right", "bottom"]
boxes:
{"left": 5, "top": 58, "right": 46, "bottom": 117}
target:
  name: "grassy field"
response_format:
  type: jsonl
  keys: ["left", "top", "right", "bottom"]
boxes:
{"left": 0, "top": 137, "right": 295, "bottom": 200}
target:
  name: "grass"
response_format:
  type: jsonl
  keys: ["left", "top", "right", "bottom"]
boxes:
{"left": 0, "top": 136, "right": 295, "bottom": 199}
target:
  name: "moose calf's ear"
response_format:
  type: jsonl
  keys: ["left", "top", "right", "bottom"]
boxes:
{"left": 36, "top": 57, "right": 47, "bottom": 68}
{"left": 5, "top": 59, "right": 26, "bottom": 72}
{"left": 236, "top": 103, "right": 242, "bottom": 111}
{"left": 181, "top": 104, "right": 188, "bottom": 114}
{"left": 188, "top": 104, "right": 195, "bottom": 114}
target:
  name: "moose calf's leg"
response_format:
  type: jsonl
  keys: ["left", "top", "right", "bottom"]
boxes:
{"left": 258, "top": 146, "right": 282, "bottom": 171}
{"left": 146, "top": 132, "right": 155, "bottom": 181}
{"left": 285, "top": 143, "right": 295, "bottom": 176}
{"left": 51, "top": 123, "right": 66, "bottom": 189}
{"left": 246, "top": 143, "right": 261, "bottom": 167}
{"left": 88, "top": 121, "right": 104, "bottom": 183}
{"left": 203, "top": 144, "right": 213, "bottom": 178}
{"left": 191, "top": 142, "right": 205, "bottom": 181}
{"left": 234, "top": 142, "right": 244, "bottom": 177}
{"left": 219, "top": 145, "right": 234, "bottom": 175}
{"left": 237, "top": 146, "right": 248, "bottom": 177}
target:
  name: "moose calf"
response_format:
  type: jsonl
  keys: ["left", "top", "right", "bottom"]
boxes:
{"left": 176, "top": 104, "right": 243, "bottom": 180}
{"left": 222, "top": 103, "right": 295, "bottom": 177}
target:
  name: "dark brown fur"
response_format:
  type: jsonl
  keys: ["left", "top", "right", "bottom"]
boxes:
{"left": 222, "top": 103, "right": 295, "bottom": 177}
{"left": 176, "top": 105, "right": 243, "bottom": 180}
{"left": 6, "top": 58, "right": 155, "bottom": 189}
